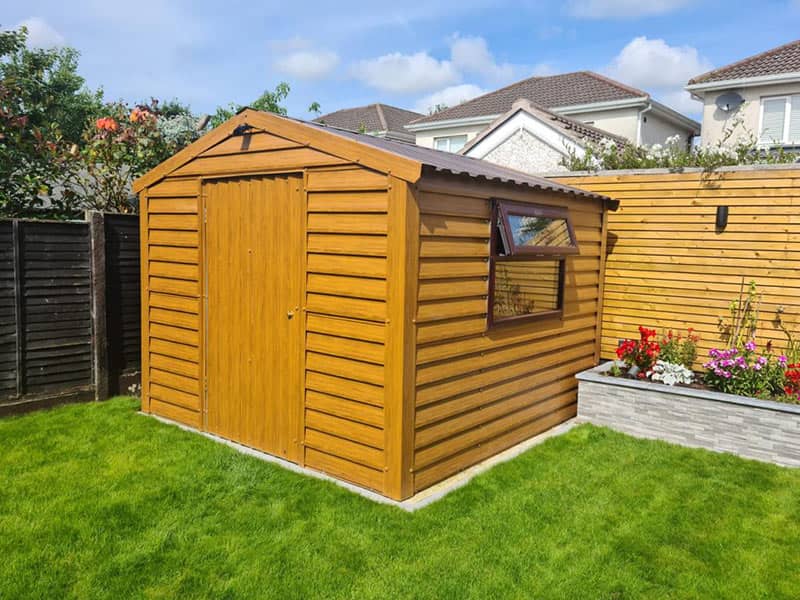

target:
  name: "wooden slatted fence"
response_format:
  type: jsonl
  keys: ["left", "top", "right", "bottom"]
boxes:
{"left": 555, "top": 165, "right": 800, "bottom": 364}
{"left": 0, "top": 213, "right": 140, "bottom": 414}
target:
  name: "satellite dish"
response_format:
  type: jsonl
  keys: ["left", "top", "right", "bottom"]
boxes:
{"left": 715, "top": 92, "right": 744, "bottom": 112}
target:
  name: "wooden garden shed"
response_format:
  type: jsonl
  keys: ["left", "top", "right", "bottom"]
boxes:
{"left": 133, "top": 109, "right": 617, "bottom": 500}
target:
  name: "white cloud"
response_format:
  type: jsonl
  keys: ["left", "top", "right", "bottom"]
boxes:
{"left": 274, "top": 49, "right": 340, "bottom": 80}
{"left": 450, "top": 35, "right": 514, "bottom": 82}
{"left": 604, "top": 36, "right": 711, "bottom": 116}
{"left": 352, "top": 51, "right": 459, "bottom": 94}
{"left": 660, "top": 89, "right": 704, "bottom": 114}
{"left": 16, "top": 17, "right": 65, "bottom": 48}
{"left": 414, "top": 83, "right": 486, "bottom": 114}
{"left": 568, "top": 0, "right": 692, "bottom": 19}
{"left": 531, "top": 62, "right": 556, "bottom": 77}
{"left": 605, "top": 36, "right": 712, "bottom": 89}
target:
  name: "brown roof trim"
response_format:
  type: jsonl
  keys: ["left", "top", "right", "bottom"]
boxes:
{"left": 688, "top": 39, "right": 800, "bottom": 84}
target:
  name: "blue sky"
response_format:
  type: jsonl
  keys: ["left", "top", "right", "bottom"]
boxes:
{"left": 4, "top": 0, "right": 800, "bottom": 120}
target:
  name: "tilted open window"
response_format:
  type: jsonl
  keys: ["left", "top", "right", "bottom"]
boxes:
{"left": 489, "top": 200, "right": 579, "bottom": 326}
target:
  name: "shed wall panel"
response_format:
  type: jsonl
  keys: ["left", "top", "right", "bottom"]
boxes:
{"left": 141, "top": 177, "right": 202, "bottom": 427}
{"left": 412, "top": 177, "right": 606, "bottom": 493}
{"left": 302, "top": 176, "right": 391, "bottom": 493}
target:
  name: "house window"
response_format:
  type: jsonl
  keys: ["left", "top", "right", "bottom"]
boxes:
{"left": 433, "top": 134, "right": 468, "bottom": 153}
{"left": 489, "top": 200, "right": 579, "bottom": 326}
{"left": 759, "top": 95, "right": 800, "bottom": 145}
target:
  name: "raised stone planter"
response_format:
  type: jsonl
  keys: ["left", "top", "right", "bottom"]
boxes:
{"left": 576, "top": 362, "right": 800, "bottom": 468}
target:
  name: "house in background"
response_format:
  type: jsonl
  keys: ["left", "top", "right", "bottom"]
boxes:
{"left": 687, "top": 39, "right": 800, "bottom": 148}
{"left": 460, "top": 99, "right": 628, "bottom": 173}
{"left": 313, "top": 103, "right": 422, "bottom": 143}
{"left": 407, "top": 71, "right": 699, "bottom": 152}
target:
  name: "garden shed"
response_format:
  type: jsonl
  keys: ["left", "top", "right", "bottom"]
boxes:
{"left": 133, "top": 109, "right": 617, "bottom": 500}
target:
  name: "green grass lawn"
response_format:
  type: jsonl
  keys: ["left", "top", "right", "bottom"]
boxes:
{"left": 2, "top": 398, "right": 800, "bottom": 599}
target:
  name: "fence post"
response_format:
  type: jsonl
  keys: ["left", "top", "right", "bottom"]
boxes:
{"left": 89, "top": 212, "right": 109, "bottom": 401}
{"left": 11, "top": 220, "right": 23, "bottom": 398}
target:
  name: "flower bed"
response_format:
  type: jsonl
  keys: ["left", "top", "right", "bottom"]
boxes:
{"left": 576, "top": 362, "right": 800, "bottom": 468}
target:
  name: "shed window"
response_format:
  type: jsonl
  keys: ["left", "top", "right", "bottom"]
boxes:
{"left": 489, "top": 200, "right": 578, "bottom": 325}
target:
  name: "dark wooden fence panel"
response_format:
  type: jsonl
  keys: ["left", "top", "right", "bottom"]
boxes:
{"left": 0, "top": 222, "right": 16, "bottom": 397}
{"left": 105, "top": 215, "right": 141, "bottom": 394}
{"left": 0, "top": 213, "right": 140, "bottom": 414}
{"left": 20, "top": 221, "right": 93, "bottom": 396}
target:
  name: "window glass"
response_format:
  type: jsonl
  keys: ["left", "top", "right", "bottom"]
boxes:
{"left": 506, "top": 214, "right": 573, "bottom": 250}
{"left": 489, "top": 200, "right": 578, "bottom": 326}
{"left": 449, "top": 135, "right": 467, "bottom": 152}
{"left": 433, "top": 135, "right": 468, "bottom": 153}
{"left": 492, "top": 260, "right": 560, "bottom": 321}
{"left": 761, "top": 97, "right": 786, "bottom": 143}
{"left": 789, "top": 96, "right": 800, "bottom": 143}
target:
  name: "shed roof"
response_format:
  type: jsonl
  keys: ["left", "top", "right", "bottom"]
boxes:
{"left": 134, "top": 109, "right": 614, "bottom": 206}
{"left": 303, "top": 118, "right": 613, "bottom": 203}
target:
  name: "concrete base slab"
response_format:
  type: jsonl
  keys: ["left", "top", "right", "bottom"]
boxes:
{"left": 142, "top": 411, "right": 577, "bottom": 511}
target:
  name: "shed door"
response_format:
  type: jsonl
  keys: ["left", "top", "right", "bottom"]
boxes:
{"left": 204, "top": 174, "right": 304, "bottom": 462}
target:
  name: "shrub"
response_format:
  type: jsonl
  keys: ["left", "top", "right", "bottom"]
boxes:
{"left": 703, "top": 341, "right": 786, "bottom": 399}
{"left": 616, "top": 326, "right": 660, "bottom": 377}
{"left": 658, "top": 328, "right": 699, "bottom": 369}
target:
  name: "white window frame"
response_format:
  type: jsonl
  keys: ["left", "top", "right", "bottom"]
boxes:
{"left": 758, "top": 95, "right": 800, "bottom": 145}
{"left": 433, "top": 134, "right": 468, "bottom": 153}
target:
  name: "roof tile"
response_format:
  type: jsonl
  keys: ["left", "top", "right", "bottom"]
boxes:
{"left": 689, "top": 39, "right": 800, "bottom": 85}
{"left": 410, "top": 71, "right": 647, "bottom": 126}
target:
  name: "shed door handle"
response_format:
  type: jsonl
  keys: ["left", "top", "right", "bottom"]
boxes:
{"left": 287, "top": 310, "right": 294, "bottom": 319}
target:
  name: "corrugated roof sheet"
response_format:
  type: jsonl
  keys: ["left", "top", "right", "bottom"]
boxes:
{"left": 303, "top": 118, "right": 614, "bottom": 205}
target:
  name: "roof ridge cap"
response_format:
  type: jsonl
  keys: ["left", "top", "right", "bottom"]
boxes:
{"left": 374, "top": 103, "right": 388, "bottom": 130}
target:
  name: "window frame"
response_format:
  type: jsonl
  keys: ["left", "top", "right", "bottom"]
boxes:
{"left": 758, "top": 94, "right": 800, "bottom": 145}
{"left": 487, "top": 199, "right": 578, "bottom": 328}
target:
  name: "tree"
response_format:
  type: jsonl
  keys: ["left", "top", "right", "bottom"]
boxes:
{"left": 0, "top": 25, "right": 102, "bottom": 144}
{"left": 0, "top": 25, "right": 102, "bottom": 216}
{"left": 210, "top": 82, "right": 291, "bottom": 128}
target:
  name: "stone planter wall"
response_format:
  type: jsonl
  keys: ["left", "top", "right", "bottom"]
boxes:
{"left": 576, "top": 362, "right": 800, "bottom": 468}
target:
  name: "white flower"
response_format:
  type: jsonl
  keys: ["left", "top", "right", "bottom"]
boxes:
{"left": 648, "top": 360, "right": 694, "bottom": 386}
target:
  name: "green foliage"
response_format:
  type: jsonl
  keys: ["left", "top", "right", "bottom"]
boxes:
{"left": 307, "top": 101, "right": 322, "bottom": 116}
{"left": 0, "top": 26, "right": 102, "bottom": 216}
{"left": 562, "top": 115, "right": 797, "bottom": 172}
{"left": 210, "top": 82, "right": 291, "bottom": 128}
{"left": 64, "top": 100, "right": 200, "bottom": 212}
{"left": 718, "top": 279, "right": 760, "bottom": 348}
{"left": 658, "top": 328, "right": 699, "bottom": 369}
{"left": 2, "top": 399, "right": 800, "bottom": 598}
{"left": 775, "top": 307, "right": 800, "bottom": 364}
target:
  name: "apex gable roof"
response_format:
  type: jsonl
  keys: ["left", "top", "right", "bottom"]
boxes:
{"left": 133, "top": 109, "right": 613, "bottom": 206}
{"left": 688, "top": 39, "right": 800, "bottom": 86}
{"left": 409, "top": 71, "right": 648, "bottom": 127}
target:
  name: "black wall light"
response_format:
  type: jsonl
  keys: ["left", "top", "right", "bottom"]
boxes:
{"left": 715, "top": 205, "right": 729, "bottom": 231}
